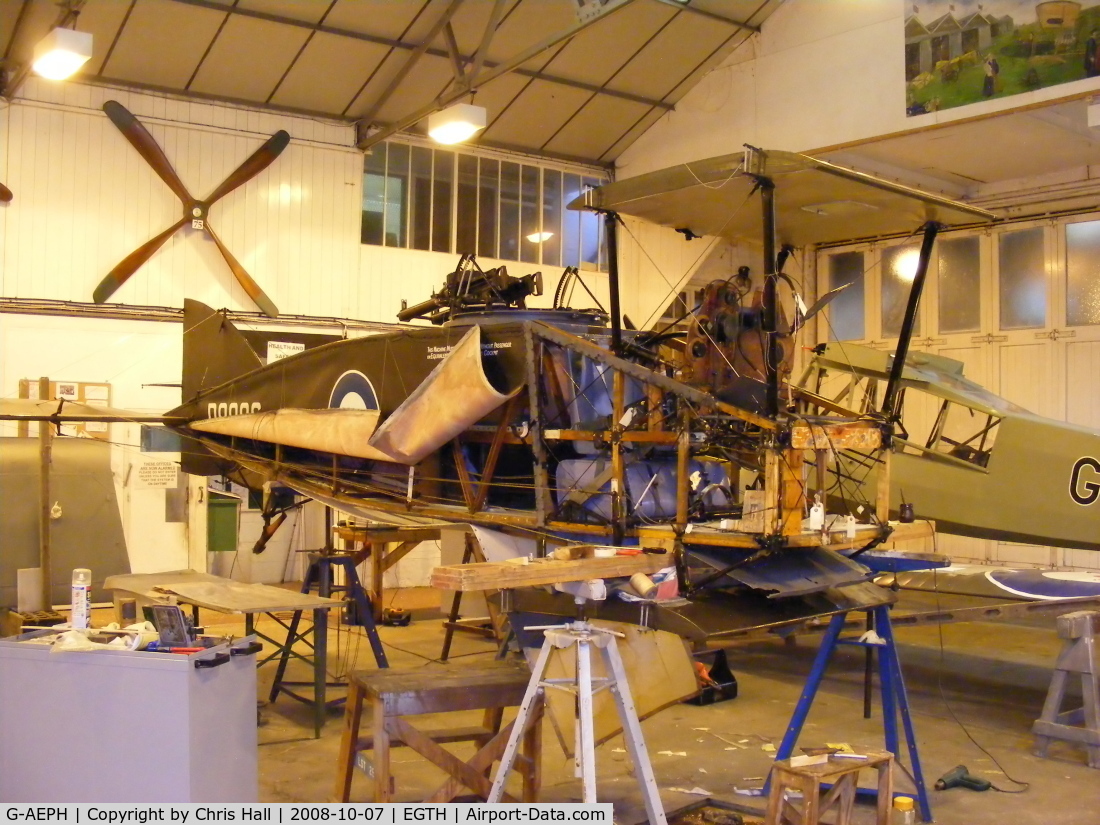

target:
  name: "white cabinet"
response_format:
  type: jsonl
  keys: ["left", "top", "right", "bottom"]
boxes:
{"left": 0, "top": 634, "right": 259, "bottom": 802}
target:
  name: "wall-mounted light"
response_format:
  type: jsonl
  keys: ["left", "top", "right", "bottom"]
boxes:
{"left": 526, "top": 231, "right": 554, "bottom": 243}
{"left": 32, "top": 27, "right": 93, "bottom": 80}
{"left": 428, "top": 103, "right": 486, "bottom": 145}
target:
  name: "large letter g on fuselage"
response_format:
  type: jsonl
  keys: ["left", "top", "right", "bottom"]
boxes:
{"left": 1070, "top": 457, "right": 1100, "bottom": 506}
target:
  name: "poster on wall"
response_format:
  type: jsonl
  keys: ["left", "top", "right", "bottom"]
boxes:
{"left": 906, "top": 1, "right": 1100, "bottom": 115}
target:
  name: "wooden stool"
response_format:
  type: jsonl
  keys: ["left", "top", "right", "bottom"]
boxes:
{"left": 335, "top": 660, "right": 542, "bottom": 803}
{"left": 765, "top": 750, "right": 893, "bottom": 825}
{"left": 1033, "top": 610, "right": 1100, "bottom": 768}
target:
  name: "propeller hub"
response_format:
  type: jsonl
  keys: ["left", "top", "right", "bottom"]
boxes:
{"left": 188, "top": 202, "right": 209, "bottom": 221}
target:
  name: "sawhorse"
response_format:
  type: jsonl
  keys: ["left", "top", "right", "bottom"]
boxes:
{"left": 269, "top": 553, "right": 389, "bottom": 736}
{"left": 770, "top": 605, "right": 932, "bottom": 822}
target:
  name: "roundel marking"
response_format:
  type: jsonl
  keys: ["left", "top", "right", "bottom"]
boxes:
{"left": 329, "top": 370, "right": 379, "bottom": 410}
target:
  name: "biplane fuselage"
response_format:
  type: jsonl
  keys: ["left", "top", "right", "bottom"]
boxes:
{"left": 804, "top": 344, "right": 1100, "bottom": 552}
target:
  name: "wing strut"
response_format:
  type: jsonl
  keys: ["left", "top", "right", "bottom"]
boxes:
{"left": 604, "top": 210, "right": 624, "bottom": 355}
{"left": 881, "top": 221, "right": 941, "bottom": 421}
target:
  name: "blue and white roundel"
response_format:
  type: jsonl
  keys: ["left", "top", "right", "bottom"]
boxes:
{"left": 329, "top": 370, "right": 379, "bottom": 410}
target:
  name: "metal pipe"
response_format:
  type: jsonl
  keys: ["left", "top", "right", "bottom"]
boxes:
{"left": 605, "top": 211, "right": 623, "bottom": 355}
{"left": 759, "top": 178, "right": 779, "bottom": 417}
{"left": 881, "top": 221, "right": 941, "bottom": 420}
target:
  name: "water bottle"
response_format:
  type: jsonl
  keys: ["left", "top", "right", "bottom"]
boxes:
{"left": 892, "top": 795, "right": 916, "bottom": 825}
{"left": 71, "top": 568, "right": 92, "bottom": 630}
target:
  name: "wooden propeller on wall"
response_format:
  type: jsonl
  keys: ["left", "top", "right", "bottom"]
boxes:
{"left": 0, "top": 183, "right": 12, "bottom": 202}
{"left": 94, "top": 100, "right": 288, "bottom": 317}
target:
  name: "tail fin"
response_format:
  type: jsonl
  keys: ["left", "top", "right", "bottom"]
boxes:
{"left": 182, "top": 299, "right": 264, "bottom": 404}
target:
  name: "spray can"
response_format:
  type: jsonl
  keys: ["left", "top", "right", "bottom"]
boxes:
{"left": 71, "top": 568, "right": 92, "bottom": 629}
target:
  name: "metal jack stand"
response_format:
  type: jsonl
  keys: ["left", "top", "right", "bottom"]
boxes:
{"left": 269, "top": 552, "right": 389, "bottom": 735}
{"left": 769, "top": 604, "right": 931, "bottom": 822}
{"left": 488, "top": 613, "right": 667, "bottom": 825}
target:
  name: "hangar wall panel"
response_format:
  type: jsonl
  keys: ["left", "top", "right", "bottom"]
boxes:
{"left": 617, "top": 0, "right": 1100, "bottom": 178}
{"left": 1, "top": 79, "right": 361, "bottom": 318}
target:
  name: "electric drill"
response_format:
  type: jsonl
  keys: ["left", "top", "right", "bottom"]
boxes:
{"left": 935, "top": 765, "right": 991, "bottom": 792}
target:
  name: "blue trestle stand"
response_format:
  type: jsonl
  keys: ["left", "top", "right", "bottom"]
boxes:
{"left": 269, "top": 553, "right": 389, "bottom": 736}
{"left": 767, "top": 604, "right": 932, "bottom": 822}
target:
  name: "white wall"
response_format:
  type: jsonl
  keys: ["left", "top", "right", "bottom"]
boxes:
{"left": 2, "top": 78, "right": 361, "bottom": 318}
{"left": 618, "top": 0, "right": 1100, "bottom": 178}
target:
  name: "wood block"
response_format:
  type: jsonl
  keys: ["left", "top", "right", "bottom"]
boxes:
{"left": 1056, "top": 610, "right": 1100, "bottom": 640}
{"left": 430, "top": 554, "right": 670, "bottom": 591}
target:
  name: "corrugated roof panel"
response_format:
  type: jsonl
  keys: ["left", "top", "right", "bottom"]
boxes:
{"left": 188, "top": 14, "right": 311, "bottom": 102}
{"left": 482, "top": 78, "right": 592, "bottom": 150}
{"left": 269, "top": 31, "right": 389, "bottom": 115}
{"left": 325, "top": 0, "right": 429, "bottom": 40}
{"left": 539, "top": 1, "right": 675, "bottom": 87}
{"left": 101, "top": 0, "right": 225, "bottom": 89}
{"left": 610, "top": 12, "right": 739, "bottom": 100}
{"left": 542, "top": 95, "right": 650, "bottom": 160}
{"left": 237, "top": 0, "right": 332, "bottom": 25}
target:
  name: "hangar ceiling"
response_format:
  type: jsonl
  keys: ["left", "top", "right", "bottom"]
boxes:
{"left": 0, "top": 0, "right": 781, "bottom": 166}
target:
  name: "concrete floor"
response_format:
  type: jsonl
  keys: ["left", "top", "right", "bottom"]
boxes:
{"left": 200, "top": 594, "right": 1100, "bottom": 825}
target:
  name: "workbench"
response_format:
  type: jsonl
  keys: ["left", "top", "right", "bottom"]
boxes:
{"left": 334, "top": 524, "right": 444, "bottom": 620}
{"left": 104, "top": 570, "right": 343, "bottom": 735}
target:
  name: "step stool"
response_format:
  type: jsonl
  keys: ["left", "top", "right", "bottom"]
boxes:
{"left": 766, "top": 750, "right": 893, "bottom": 825}
{"left": 1033, "top": 610, "right": 1100, "bottom": 768}
{"left": 335, "top": 660, "right": 542, "bottom": 803}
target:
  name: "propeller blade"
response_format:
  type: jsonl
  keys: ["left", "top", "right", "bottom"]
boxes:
{"left": 93, "top": 217, "right": 189, "bottom": 303}
{"left": 796, "top": 283, "right": 851, "bottom": 330}
{"left": 103, "top": 100, "right": 193, "bottom": 205}
{"left": 0, "top": 182, "right": 12, "bottom": 202}
{"left": 204, "top": 221, "right": 280, "bottom": 317}
{"left": 205, "top": 130, "right": 291, "bottom": 206}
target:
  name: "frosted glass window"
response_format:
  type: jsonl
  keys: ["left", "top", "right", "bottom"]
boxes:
{"left": 455, "top": 154, "right": 478, "bottom": 254}
{"left": 383, "top": 143, "right": 409, "bottom": 248}
{"left": 998, "top": 227, "right": 1045, "bottom": 329}
{"left": 827, "top": 251, "right": 865, "bottom": 341}
{"left": 880, "top": 244, "right": 921, "bottom": 339}
{"left": 499, "top": 162, "right": 520, "bottom": 262}
{"left": 1066, "top": 221, "right": 1100, "bottom": 326}
{"left": 410, "top": 146, "right": 433, "bottom": 251}
{"left": 431, "top": 150, "right": 453, "bottom": 253}
{"left": 477, "top": 158, "right": 498, "bottom": 259}
{"left": 938, "top": 236, "right": 981, "bottom": 333}
{"left": 541, "top": 169, "right": 562, "bottom": 267}
{"left": 520, "top": 165, "right": 541, "bottom": 265}
{"left": 360, "top": 139, "right": 607, "bottom": 270}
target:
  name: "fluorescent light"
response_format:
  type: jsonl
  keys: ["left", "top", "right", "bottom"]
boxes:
{"left": 32, "top": 27, "right": 92, "bottom": 80}
{"left": 526, "top": 231, "right": 554, "bottom": 243}
{"left": 427, "top": 103, "right": 486, "bottom": 145}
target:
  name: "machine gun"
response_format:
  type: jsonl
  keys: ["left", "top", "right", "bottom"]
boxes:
{"left": 397, "top": 254, "right": 543, "bottom": 324}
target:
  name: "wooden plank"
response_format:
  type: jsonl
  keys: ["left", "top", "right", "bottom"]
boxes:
{"left": 638, "top": 519, "right": 934, "bottom": 550}
{"left": 431, "top": 554, "right": 671, "bottom": 592}
{"left": 544, "top": 429, "right": 679, "bottom": 444}
{"left": 335, "top": 526, "right": 443, "bottom": 544}
{"left": 789, "top": 421, "right": 882, "bottom": 450}
{"left": 780, "top": 449, "right": 805, "bottom": 537}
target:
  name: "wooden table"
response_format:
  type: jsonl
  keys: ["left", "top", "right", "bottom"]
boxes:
{"left": 104, "top": 570, "right": 343, "bottom": 737}
{"left": 335, "top": 525, "right": 444, "bottom": 621}
{"left": 335, "top": 660, "right": 541, "bottom": 803}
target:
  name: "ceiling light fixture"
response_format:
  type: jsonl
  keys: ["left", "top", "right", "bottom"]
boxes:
{"left": 32, "top": 27, "right": 93, "bottom": 80}
{"left": 428, "top": 103, "right": 486, "bottom": 145}
{"left": 526, "top": 231, "right": 554, "bottom": 243}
